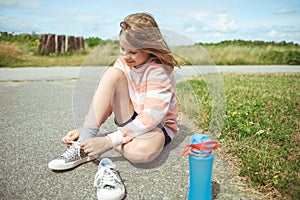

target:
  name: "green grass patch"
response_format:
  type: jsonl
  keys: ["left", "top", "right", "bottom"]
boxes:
{"left": 203, "top": 44, "right": 300, "bottom": 65}
{"left": 1, "top": 32, "right": 300, "bottom": 67}
{"left": 177, "top": 73, "right": 300, "bottom": 199}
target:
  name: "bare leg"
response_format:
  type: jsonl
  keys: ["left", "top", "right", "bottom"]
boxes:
{"left": 84, "top": 68, "right": 126, "bottom": 127}
{"left": 83, "top": 67, "right": 166, "bottom": 163}
{"left": 78, "top": 68, "right": 128, "bottom": 142}
{"left": 112, "top": 75, "right": 135, "bottom": 125}
{"left": 117, "top": 128, "right": 165, "bottom": 164}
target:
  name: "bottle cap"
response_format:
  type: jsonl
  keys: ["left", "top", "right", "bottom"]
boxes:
{"left": 182, "top": 134, "right": 219, "bottom": 157}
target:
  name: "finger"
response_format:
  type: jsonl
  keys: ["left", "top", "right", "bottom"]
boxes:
{"left": 84, "top": 148, "right": 91, "bottom": 155}
{"left": 61, "top": 138, "right": 68, "bottom": 145}
{"left": 70, "top": 129, "right": 78, "bottom": 135}
{"left": 87, "top": 151, "right": 96, "bottom": 158}
{"left": 80, "top": 142, "right": 86, "bottom": 148}
{"left": 88, "top": 152, "right": 99, "bottom": 159}
{"left": 69, "top": 136, "right": 76, "bottom": 141}
{"left": 63, "top": 139, "right": 71, "bottom": 145}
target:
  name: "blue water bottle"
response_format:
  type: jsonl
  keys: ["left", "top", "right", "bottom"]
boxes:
{"left": 182, "top": 134, "right": 219, "bottom": 200}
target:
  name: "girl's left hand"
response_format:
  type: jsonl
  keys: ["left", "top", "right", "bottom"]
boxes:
{"left": 80, "top": 136, "right": 113, "bottom": 158}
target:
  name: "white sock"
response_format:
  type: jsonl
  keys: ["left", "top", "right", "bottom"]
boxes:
{"left": 78, "top": 126, "right": 99, "bottom": 142}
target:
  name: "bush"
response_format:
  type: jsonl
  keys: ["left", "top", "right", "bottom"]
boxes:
{"left": 0, "top": 43, "right": 24, "bottom": 67}
{"left": 84, "top": 37, "right": 104, "bottom": 47}
{"left": 287, "top": 51, "right": 300, "bottom": 65}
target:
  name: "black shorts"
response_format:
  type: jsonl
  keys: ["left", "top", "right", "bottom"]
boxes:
{"left": 114, "top": 112, "right": 171, "bottom": 146}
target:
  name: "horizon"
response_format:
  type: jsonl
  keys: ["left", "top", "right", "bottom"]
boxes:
{"left": 1, "top": 31, "right": 299, "bottom": 46}
{"left": 2, "top": 31, "right": 300, "bottom": 46}
{"left": 0, "top": 0, "right": 299, "bottom": 44}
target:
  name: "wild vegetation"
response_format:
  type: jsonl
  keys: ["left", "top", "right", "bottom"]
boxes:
{"left": 0, "top": 32, "right": 299, "bottom": 67}
{"left": 177, "top": 73, "right": 300, "bottom": 199}
{"left": 201, "top": 40, "right": 300, "bottom": 65}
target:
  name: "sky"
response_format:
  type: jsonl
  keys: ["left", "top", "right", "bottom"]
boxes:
{"left": 0, "top": 0, "right": 300, "bottom": 44}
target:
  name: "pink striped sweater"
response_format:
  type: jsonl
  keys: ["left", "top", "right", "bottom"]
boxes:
{"left": 107, "top": 56, "right": 179, "bottom": 147}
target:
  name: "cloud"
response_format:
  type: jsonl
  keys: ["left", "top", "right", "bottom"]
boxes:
{"left": 267, "top": 27, "right": 300, "bottom": 42}
{"left": 0, "top": 16, "right": 39, "bottom": 33}
{"left": 205, "top": 14, "right": 237, "bottom": 33}
{"left": 0, "top": 0, "right": 43, "bottom": 8}
{"left": 185, "top": 26, "right": 196, "bottom": 33}
{"left": 1, "top": 0, "right": 299, "bottom": 44}
{"left": 73, "top": 15, "right": 101, "bottom": 23}
{"left": 179, "top": 10, "right": 240, "bottom": 43}
{"left": 273, "top": 8, "right": 296, "bottom": 15}
{"left": 73, "top": 15, "right": 116, "bottom": 26}
{"left": 185, "top": 12, "right": 237, "bottom": 34}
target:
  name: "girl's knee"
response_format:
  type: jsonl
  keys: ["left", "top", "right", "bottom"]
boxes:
{"left": 124, "top": 152, "right": 159, "bottom": 164}
{"left": 120, "top": 130, "right": 165, "bottom": 164}
{"left": 103, "top": 68, "right": 125, "bottom": 82}
{"left": 123, "top": 145, "right": 163, "bottom": 164}
{"left": 106, "top": 67, "right": 124, "bottom": 74}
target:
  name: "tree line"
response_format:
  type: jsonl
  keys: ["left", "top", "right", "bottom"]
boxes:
{"left": 1, "top": 31, "right": 299, "bottom": 48}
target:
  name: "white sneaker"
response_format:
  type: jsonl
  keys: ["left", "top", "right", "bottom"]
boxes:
{"left": 94, "top": 158, "right": 125, "bottom": 200}
{"left": 48, "top": 142, "right": 94, "bottom": 170}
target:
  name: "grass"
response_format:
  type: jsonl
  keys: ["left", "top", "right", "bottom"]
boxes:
{"left": 1, "top": 38, "right": 300, "bottom": 67}
{"left": 176, "top": 73, "right": 300, "bottom": 199}
{"left": 0, "top": 42, "right": 89, "bottom": 67}
{"left": 204, "top": 45, "right": 300, "bottom": 65}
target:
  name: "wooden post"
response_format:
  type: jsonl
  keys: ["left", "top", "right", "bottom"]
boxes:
{"left": 55, "top": 35, "right": 58, "bottom": 53}
{"left": 68, "top": 36, "right": 76, "bottom": 51}
{"left": 37, "top": 34, "right": 84, "bottom": 55}
{"left": 57, "top": 35, "right": 65, "bottom": 53}
{"left": 37, "top": 34, "right": 46, "bottom": 54}
{"left": 65, "top": 35, "right": 68, "bottom": 53}
{"left": 79, "top": 37, "right": 84, "bottom": 50}
{"left": 75, "top": 37, "right": 80, "bottom": 50}
{"left": 46, "top": 34, "right": 55, "bottom": 54}
{"left": 37, "top": 34, "right": 54, "bottom": 55}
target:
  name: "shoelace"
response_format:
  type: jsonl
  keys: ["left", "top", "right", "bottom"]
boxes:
{"left": 94, "top": 167, "right": 120, "bottom": 190}
{"left": 60, "top": 141, "right": 81, "bottom": 159}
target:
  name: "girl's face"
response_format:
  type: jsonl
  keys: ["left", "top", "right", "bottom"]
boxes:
{"left": 119, "top": 37, "right": 150, "bottom": 68}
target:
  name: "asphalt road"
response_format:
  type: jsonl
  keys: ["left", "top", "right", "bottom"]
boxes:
{"left": 0, "top": 79, "right": 194, "bottom": 199}
{"left": 3, "top": 66, "right": 297, "bottom": 199}
{"left": 1, "top": 65, "right": 299, "bottom": 82}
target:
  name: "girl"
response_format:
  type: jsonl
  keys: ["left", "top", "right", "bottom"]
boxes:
{"left": 49, "top": 13, "right": 179, "bottom": 199}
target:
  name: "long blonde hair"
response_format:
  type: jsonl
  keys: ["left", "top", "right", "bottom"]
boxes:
{"left": 119, "top": 13, "right": 179, "bottom": 70}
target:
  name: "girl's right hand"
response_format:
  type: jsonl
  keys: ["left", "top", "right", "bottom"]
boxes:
{"left": 61, "top": 129, "right": 80, "bottom": 147}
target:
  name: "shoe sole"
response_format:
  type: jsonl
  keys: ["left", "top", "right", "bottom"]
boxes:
{"left": 48, "top": 156, "right": 95, "bottom": 170}
{"left": 97, "top": 192, "right": 125, "bottom": 200}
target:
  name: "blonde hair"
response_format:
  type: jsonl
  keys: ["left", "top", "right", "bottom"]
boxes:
{"left": 119, "top": 13, "right": 179, "bottom": 70}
